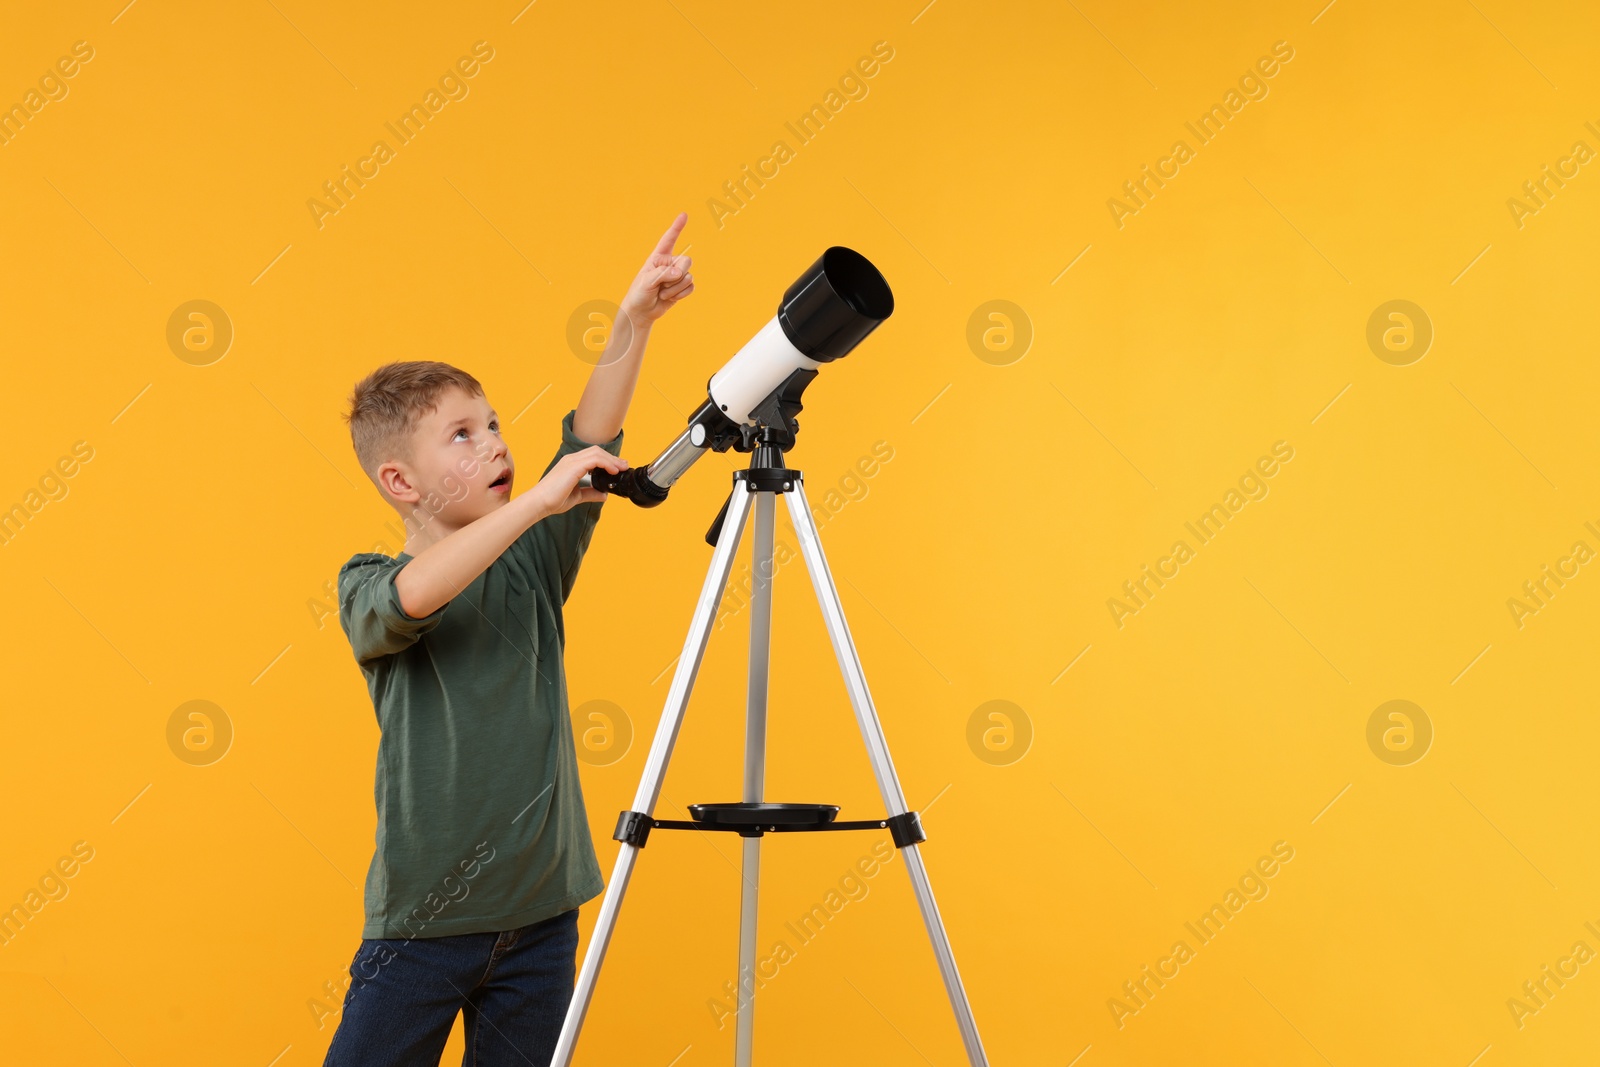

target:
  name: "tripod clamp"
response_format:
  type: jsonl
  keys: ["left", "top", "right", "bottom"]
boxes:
{"left": 613, "top": 806, "right": 927, "bottom": 847}
{"left": 704, "top": 427, "right": 799, "bottom": 546}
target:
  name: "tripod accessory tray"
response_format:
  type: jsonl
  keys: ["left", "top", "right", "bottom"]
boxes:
{"left": 690, "top": 802, "right": 837, "bottom": 828}
{"left": 613, "top": 803, "right": 926, "bottom": 845}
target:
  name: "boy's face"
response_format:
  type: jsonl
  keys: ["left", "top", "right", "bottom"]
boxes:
{"left": 378, "top": 386, "right": 514, "bottom": 524}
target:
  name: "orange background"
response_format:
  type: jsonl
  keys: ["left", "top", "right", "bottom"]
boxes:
{"left": 2, "top": 1, "right": 1598, "bottom": 1064}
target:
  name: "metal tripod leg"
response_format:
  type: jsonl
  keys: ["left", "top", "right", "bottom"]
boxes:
{"left": 735, "top": 491, "right": 775, "bottom": 1067}
{"left": 550, "top": 485, "right": 756, "bottom": 1067}
{"left": 783, "top": 479, "right": 991, "bottom": 1067}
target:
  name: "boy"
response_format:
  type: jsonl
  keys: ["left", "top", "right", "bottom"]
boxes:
{"left": 324, "top": 213, "right": 694, "bottom": 1066}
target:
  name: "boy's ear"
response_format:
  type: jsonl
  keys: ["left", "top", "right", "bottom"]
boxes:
{"left": 377, "top": 459, "right": 422, "bottom": 505}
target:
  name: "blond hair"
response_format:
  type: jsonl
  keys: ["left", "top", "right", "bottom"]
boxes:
{"left": 343, "top": 361, "right": 484, "bottom": 488}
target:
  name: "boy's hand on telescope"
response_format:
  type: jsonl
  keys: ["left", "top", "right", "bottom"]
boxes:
{"left": 621, "top": 211, "right": 695, "bottom": 329}
{"left": 530, "top": 447, "right": 628, "bottom": 516}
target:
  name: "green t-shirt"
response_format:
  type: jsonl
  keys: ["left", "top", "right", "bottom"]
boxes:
{"left": 337, "top": 408, "right": 621, "bottom": 940}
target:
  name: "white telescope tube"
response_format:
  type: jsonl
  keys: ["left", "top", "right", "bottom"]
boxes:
{"left": 707, "top": 315, "right": 822, "bottom": 426}
{"left": 579, "top": 246, "right": 893, "bottom": 505}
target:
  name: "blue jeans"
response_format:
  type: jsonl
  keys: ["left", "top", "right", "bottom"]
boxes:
{"left": 323, "top": 908, "right": 580, "bottom": 1067}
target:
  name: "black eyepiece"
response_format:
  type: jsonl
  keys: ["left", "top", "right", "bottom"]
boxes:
{"left": 585, "top": 466, "right": 670, "bottom": 507}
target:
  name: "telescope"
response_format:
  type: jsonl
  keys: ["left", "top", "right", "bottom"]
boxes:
{"left": 554, "top": 243, "right": 993, "bottom": 1066}
{"left": 578, "top": 246, "right": 894, "bottom": 508}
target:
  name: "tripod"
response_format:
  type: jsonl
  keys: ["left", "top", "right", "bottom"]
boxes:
{"left": 551, "top": 433, "right": 989, "bottom": 1066}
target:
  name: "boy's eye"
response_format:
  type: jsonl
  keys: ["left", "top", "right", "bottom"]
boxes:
{"left": 453, "top": 421, "right": 497, "bottom": 441}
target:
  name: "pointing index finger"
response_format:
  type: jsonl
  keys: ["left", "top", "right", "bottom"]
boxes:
{"left": 652, "top": 211, "right": 688, "bottom": 257}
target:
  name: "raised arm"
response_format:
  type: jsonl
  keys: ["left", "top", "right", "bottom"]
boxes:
{"left": 573, "top": 211, "right": 696, "bottom": 443}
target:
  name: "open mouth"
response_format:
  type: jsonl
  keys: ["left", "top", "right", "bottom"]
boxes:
{"left": 489, "top": 469, "right": 512, "bottom": 493}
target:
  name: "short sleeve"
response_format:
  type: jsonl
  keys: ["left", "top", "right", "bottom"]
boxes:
{"left": 513, "top": 408, "right": 624, "bottom": 605}
{"left": 338, "top": 553, "right": 447, "bottom": 664}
